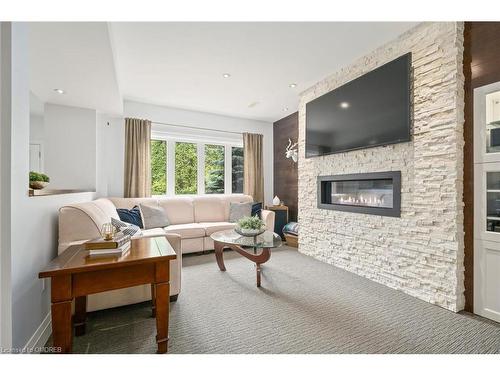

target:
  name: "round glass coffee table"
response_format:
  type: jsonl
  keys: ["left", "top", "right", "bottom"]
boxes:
{"left": 211, "top": 229, "right": 282, "bottom": 287}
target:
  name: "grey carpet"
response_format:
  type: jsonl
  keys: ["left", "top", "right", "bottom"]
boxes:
{"left": 50, "top": 247, "right": 500, "bottom": 354}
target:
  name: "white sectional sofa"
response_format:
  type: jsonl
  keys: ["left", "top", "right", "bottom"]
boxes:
{"left": 58, "top": 194, "right": 274, "bottom": 311}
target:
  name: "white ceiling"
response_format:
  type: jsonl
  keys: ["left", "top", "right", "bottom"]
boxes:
{"left": 29, "top": 22, "right": 123, "bottom": 115}
{"left": 29, "top": 22, "right": 418, "bottom": 122}
{"left": 110, "top": 22, "right": 417, "bottom": 122}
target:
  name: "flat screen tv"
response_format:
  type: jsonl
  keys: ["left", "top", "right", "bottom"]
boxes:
{"left": 305, "top": 53, "right": 411, "bottom": 157}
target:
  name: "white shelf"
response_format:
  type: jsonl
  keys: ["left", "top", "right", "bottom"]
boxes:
{"left": 487, "top": 216, "right": 500, "bottom": 221}
{"left": 487, "top": 189, "right": 500, "bottom": 193}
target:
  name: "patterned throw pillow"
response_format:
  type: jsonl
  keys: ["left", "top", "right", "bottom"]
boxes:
{"left": 111, "top": 217, "right": 141, "bottom": 237}
{"left": 116, "top": 206, "right": 144, "bottom": 228}
{"left": 251, "top": 202, "right": 262, "bottom": 218}
{"left": 229, "top": 202, "right": 253, "bottom": 223}
{"left": 139, "top": 204, "right": 170, "bottom": 229}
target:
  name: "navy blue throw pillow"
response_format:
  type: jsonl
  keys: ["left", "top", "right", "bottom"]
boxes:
{"left": 116, "top": 206, "right": 144, "bottom": 229}
{"left": 251, "top": 202, "right": 262, "bottom": 218}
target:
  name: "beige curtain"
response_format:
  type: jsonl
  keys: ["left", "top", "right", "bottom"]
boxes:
{"left": 124, "top": 118, "right": 152, "bottom": 198}
{"left": 243, "top": 132, "right": 264, "bottom": 203}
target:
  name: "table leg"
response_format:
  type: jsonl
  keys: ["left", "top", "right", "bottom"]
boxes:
{"left": 214, "top": 241, "right": 226, "bottom": 271}
{"left": 151, "top": 284, "right": 156, "bottom": 318}
{"left": 155, "top": 281, "right": 170, "bottom": 354}
{"left": 50, "top": 275, "right": 72, "bottom": 353}
{"left": 74, "top": 296, "right": 87, "bottom": 336}
{"left": 256, "top": 263, "right": 262, "bottom": 287}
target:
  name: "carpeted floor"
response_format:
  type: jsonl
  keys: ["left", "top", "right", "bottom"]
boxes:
{"left": 47, "top": 247, "right": 500, "bottom": 354}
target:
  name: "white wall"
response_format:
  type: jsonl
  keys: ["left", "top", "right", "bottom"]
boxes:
{"left": 96, "top": 114, "right": 124, "bottom": 197}
{"left": 44, "top": 103, "right": 97, "bottom": 190}
{"left": 0, "top": 21, "right": 13, "bottom": 349}
{"left": 124, "top": 100, "right": 274, "bottom": 204}
{"left": 1, "top": 22, "right": 96, "bottom": 350}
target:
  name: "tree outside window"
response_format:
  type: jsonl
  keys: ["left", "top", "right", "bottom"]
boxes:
{"left": 205, "top": 144, "right": 225, "bottom": 194}
{"left": 232, "top": 147, "right": 244, "bottom": 193}
{"left": 151, "top": 140, "right": 166, "bottom": 195}
{"left": 175, "top": 142, "right": 197, "bottom": 194}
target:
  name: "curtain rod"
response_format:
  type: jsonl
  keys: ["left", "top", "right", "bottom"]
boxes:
{"left": 151, "top": 121, "right": 243, "bottom": 135}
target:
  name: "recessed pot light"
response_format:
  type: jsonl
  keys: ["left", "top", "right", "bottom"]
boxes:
{"left": 289, "top": 83, "right": 297, "bottom": 88}
{"left": 222, "top": 73, "right": 231, "bottom": 78}
{"left": 283, "top": 107, "right": 289, "bottom": 112}
{"left": 54, "top": 88, "right": 65, "bottom": 94}
{"left": 340, "top": 102, "right": 350, "bottom": 109}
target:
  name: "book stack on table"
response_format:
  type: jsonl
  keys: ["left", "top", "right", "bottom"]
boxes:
{"left": 84, "top": 233, "right": 131, "bottom": 257}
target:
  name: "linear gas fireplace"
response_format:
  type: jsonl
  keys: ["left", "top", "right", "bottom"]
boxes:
{"left": 318, "top": 171, "right": 401, "bottom": 217}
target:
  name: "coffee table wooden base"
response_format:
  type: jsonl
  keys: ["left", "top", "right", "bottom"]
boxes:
{"left": 214, "top": 241, "right": 271, "bottom": 287}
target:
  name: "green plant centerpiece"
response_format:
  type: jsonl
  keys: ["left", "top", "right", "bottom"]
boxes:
{"left": 235, "top": 215, "right": 266, "bottom": 237}
{"left": 29, "top": 171, "right": 50, "bottom": 190}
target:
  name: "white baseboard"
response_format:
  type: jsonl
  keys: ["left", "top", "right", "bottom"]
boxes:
{"left": 23, "top": 312, "right": 51, "bottom": 353}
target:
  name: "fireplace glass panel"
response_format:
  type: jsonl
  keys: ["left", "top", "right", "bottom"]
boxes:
{"left": 327, "top": 179, "right": 394, "bottom": 209}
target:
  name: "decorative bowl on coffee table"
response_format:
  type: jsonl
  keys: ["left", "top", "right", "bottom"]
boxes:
{"left": 234, "top": 227, "right": 265, "bottom": 237}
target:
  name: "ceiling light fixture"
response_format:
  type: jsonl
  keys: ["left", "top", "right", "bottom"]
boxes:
{"left": 283, "top": 107, "right": 289, "bottom": 112}
{"left": 289, "top": 83, "right": 297, "bottom": 88}
{"left": 54, "top": 88, "right": 65, "bottom": 94}
{"left": 340, "top": 102, "right": 350, "bottom": 109}
{"left": 222, "top": 73, "right": 231, "bottom": 78}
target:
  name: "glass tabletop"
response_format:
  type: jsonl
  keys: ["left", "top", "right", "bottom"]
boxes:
{"left": 211, "top": 229, "right": 282, "bottom": 249}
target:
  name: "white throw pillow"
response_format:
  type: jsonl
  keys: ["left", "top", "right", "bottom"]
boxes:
{"left": 139, "top": 204, "right": 170, "bottom": 229}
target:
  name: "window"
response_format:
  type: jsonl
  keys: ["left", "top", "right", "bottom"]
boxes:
{"left": 205, "top": 144, "right": 225, "bottom": 194}
{"left": 151, "top": 140, "right": 167, "bottom": 195}
{"left": 175, "top": 142, "right": 197, "bottom": 194}
{"left": 151, "top": 138, "right": 243, "bottom": 196}
{"left": 232, "top": 147, "right": 244, "bottom": 193}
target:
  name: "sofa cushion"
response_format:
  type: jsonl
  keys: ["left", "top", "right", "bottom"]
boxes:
{"left": 193, "top": 196, "right": 226, "bottom": 222}
{"left": 158, "top": 197, "right": 194, "bottom": 225}
{"left": 138, "top": 228, "right": 167, "bottom": 238}
{"left": 108, "top": 197, "right": 159, "bottom": 210}
{"left": 139, "top": 203, "right": 170, "bottom": 229}
{"left": 164, "top": 223, "right": 206, "bottom": 239}
{"left": 200, "top": 222, "right": 236, "bottom": 236}
{"left": 229, "top": 202, "right": 252, "bottom": 222}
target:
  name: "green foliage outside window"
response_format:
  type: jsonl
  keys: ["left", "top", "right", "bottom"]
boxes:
{"left": 232, "top": 147, "right": 244, "bottom": 193}
{"left": 175, "top": 142, "right": 197, "bottom": 194}
{"left": 151, "top": 140, "right": 166, "bottom": 195}
{"left": 205, "top": 144, "right": 225, "bottom": 194}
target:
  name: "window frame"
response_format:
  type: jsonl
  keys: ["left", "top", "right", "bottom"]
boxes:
{"left": 151, "top": 130, "right": 243, "bottom": 197}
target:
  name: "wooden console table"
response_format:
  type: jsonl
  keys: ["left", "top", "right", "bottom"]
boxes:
{"left": 39, "top": 237, "right": 176, "bottom": 354}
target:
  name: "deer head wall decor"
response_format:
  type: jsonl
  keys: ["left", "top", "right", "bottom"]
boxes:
{"left": 285, "top": 138, "right": 298, "bottom": 163}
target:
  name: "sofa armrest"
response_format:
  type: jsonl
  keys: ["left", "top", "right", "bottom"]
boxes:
{"left": 261, "top": 209, "right": 275, "bottom": 232}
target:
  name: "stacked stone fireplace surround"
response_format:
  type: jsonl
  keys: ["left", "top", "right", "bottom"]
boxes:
{"left": 298, "top": 22, "right": 465, "bottom": 311}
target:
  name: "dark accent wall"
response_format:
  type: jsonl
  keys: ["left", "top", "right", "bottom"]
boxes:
{"left": 273, "top": 112, "right": 298, "bottom": 221}
{"left": 463, "top": 22, "right": 500, "bottom": 312}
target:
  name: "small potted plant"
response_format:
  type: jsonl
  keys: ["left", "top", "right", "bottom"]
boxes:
{"left": 29, "top": 171, "right": 50, "bottom": 190}
{"left": 235, "top": 216, "right": 266, "bottom": 237}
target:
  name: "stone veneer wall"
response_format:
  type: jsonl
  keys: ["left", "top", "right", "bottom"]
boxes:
{"left": 298, "top": 22, "right": 465, "bottom": 312}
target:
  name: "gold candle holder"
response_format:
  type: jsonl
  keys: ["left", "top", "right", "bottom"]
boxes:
{"left": 100, "top": 222, "right": 116, "bottom": 241}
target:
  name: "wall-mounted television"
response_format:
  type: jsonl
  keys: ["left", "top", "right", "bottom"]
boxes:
{"left": 305, "top": 53, "right": 412, "bottom": 157}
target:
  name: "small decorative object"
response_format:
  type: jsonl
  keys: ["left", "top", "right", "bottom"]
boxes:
{"left": 29, "top": 171, "right": 50, "bottom": 189}
{"left": 100, "top": 222, "right": 116, "bottom": 241}
{"left": 285, "top": 138, "right": 298, "bottom": 163}
{"left": 235, "top": 216, "right": 266, "bottom": 237}
{"left": 272, "top": 195, "right": 281, "bottom": 206}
